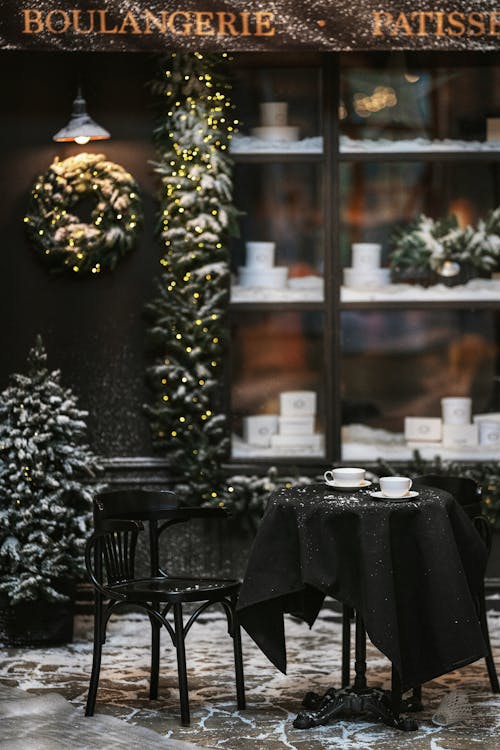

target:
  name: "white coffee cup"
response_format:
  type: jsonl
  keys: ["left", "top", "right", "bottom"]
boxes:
{"left": 324, "top": 467, "right": 365, "bottom": 486}
{"left": 441, "top": 397, "right": 471, "bottom": 425}
{"left": 379, "top": 476, "right": 412, "bottom": 497}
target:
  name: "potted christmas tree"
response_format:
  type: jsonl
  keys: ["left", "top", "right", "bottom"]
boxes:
{"left": 0, "top": 336, "right": 103, "bottom": 646}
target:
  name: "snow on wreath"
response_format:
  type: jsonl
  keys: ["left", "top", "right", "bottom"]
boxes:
{"left": 24, "top": 153, "right": 143, "bottom": 275}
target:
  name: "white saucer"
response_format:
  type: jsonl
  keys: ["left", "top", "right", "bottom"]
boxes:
{"left": 369, "top": 490, "right": 419, "bottom": 501}
{"left": 324, "top": 480, "right": 372, "bottom": 491}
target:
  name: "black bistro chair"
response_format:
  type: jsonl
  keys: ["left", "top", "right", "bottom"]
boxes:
{"left": 84, "top": 489, "right": 245, "bottom": 725}
{"left": 411, "top": 474, "right": 499, "bottom": 694}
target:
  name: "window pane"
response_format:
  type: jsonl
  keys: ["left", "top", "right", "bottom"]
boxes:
{"left": 339, "top": 161, "right": 500, "bottom": 269}
{"left": 340, "top": 52, "right": 500, "bottom": 143}
{"left": 232, "top": 162, "right": 324, "bottom": 278}
{"left": 341, "top": 309, "right": 500, "bottom": 461}
{"left": 231, "top": 310, "right": 325, "bottom": 458}
{"left": 233, "top": 65, "right": 322, "bottom": 139}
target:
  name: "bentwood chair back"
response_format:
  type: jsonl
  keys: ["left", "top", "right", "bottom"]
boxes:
{"left": 85, "top": 488, "right": 245, "bottom": 725}
{"left": 412, "top": 474, "right": 499, "bottom": 693}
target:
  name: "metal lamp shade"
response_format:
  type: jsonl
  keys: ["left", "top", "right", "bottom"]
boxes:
{"left": 53, "top": 90, "right": 110, "bottom": 144}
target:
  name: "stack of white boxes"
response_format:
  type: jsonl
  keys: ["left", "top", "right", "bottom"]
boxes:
{"left": 441, "top": 397, "right": 477, "bottom": 448}
{"left": 343, "top": 243, "right": 391, "bottom": 289}
{"left": 242, "top": 390, "right": 323, "bottom": 452}
{"left": 405, "top": 397, "right": 479, "bottom": 449}
{"left": 270, "top": 391, "right": 323, "bottom": 452}
{"left": 238, "top": 241, "right": 288, "bottom": 289}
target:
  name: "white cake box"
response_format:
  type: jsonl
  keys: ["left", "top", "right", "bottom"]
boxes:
{"left": 251, "top": 125, "right": 299, "bottom": 142}
{"left": 351, "top": 243, "right": 382, "bottom": 271}
{"left": 280, "top": 390, "right": 316, "bottom": 417}
{"left": 260, "top": 101, "right": 288, "bottom": 126}
{"left": 441, "top": 397, "right": 471, "bottom": 425}
{"left": 270, "top": 433, "right": 323, "bottom": 450}
{"left": 442, "top": 423, "right": 478, "bottom": 448}
{"left": 278, "top": 415, "right": 315, "bottom": 436}
{"left": 343, "top": 267, "right": 391, "bottom": 289}
{"left": 238, "top": 266, "right": 288, "bottom": 288}
{"left": 243, "top": 415, "right": 278, "bottom": 447}
{"left": 478, "top": 420, "right": 500, "bottom": 446}
{"left": 473, "top": 412, "right": 500, "bottom": 424}
{"left": 404, "top": 417, "right": 442, "bottom": 442}
{"left": 245, "top": 241, "right": 275, "bottom": 269}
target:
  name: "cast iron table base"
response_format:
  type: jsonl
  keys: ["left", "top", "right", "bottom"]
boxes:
{"left": 293, "top": 609, "right": 421, "bottom": 732}
{"left": 293, "top": 686, "right": 419, "bottom": 732}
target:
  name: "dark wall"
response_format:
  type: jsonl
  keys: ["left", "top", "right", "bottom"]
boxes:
{"left": 0, "top": 51, "right": 162, "bottom": 457}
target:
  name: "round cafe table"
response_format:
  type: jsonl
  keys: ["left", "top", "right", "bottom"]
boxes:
{"left": 237, "top": 482, "right": 488, "bottom": 729}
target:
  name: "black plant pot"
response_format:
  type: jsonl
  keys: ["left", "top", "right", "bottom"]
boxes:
{"left": 0, "top": 596, "right": 74, "bottom": 647}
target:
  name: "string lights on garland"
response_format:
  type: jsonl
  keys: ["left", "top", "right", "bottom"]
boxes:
{"left": 24, "top": 153, "right": 143, "bottom": 275}
{"left": 145, "top": 51, "right": 240, "bottom": 507}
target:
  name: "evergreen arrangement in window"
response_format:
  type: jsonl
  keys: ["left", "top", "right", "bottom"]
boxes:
{"left": 0, "top": 336, "right": 103, "bottom": 604}
{"left": 145, "top": 51, "right": 239, "bottom": 505}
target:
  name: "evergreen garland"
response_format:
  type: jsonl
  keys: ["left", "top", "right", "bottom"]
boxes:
{"left": 0, "top": 337, "right": 104, "bottom": 604}
{"left": 390, "top": 207, "right": 500, "bottom": 278}
{"left": 145, "top": 51, "right": 239, "bottom": 506}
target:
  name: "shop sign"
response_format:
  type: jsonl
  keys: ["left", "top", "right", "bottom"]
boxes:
{"left": 1, "top": 1, "right": 499, "bottom": 52}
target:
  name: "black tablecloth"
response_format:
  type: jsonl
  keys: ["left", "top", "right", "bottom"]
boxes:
{"left": 237, "top": 484, "right": 488, "bottom": 691}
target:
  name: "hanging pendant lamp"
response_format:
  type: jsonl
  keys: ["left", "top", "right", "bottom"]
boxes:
{"left": 53, "top": 88, "right": 110, "bottom": 145}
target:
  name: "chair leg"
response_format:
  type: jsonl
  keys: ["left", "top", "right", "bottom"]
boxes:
{"left": 174, "top": 603, "right": 190, "bottom": 726}
{"left": 232, "top": 611, "right": 246, "bottom": 710}
{"left": 149, "top": 615, "right": 161, "bottom": 700}
{"left": 85, "top": 591, "right": 104, "bottom": 717}
{"left": 478, "top": 591, "right": 500, "bottom": 693}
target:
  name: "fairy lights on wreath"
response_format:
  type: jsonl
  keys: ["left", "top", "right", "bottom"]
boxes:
{"left": 24, "top": 153, "right": 143, "bottom": 275}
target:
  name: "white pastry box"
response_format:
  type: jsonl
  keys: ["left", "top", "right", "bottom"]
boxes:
{"left": 404, "top": 417, "right": 442, "bottom": 443}
{"left": 442, "top": 423, "right": 478, "bottom": 448}
{"left": 243, "top": 415, "right": 278, "bottom": 447}
{"left": 278, "top": 416, "right": 315, "bottom": 436}
{"left": 280, "top": 391, "right": 316, "bottom": 417}
{"left": 477, "top": 420, "right": 500, "bottom": 446}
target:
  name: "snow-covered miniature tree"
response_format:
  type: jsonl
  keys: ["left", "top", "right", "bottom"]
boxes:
{"left": 0, "top": 336, "right": 103, "bottom": 605}
{"left": 390, "top": 207, "right": 500, "bottom": 277}
{"left": 145, "top": 52, "right": 239, "bottom": 506}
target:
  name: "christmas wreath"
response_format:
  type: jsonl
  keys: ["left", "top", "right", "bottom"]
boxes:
{"left": 24, "top": 153, "right": 143, "bottom": 275}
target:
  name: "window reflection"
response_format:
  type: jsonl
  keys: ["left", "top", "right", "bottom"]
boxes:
{"left": 341, "top": 310, "right": 498, "bottom": 434}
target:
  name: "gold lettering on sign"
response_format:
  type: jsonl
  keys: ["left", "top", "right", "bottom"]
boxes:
{"left": 21, "top": 7, "right": 277, "bottom": 38}
{"left": 372, "top": 9, "right": 500, "bottom": 37}
{"left": 118, "top": 11, "right": 142, "bottom": 34}
{"left": 46, "top": 10, "right": 71, "bottom": 34}
{"left": 72, "top": 9, "right": 96, "bottom": 33}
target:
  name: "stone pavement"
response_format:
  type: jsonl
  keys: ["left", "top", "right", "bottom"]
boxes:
{"left": 1, "top": 607, "right": 500, "bottom": 750}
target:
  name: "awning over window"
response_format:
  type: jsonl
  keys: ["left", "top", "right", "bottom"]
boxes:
{"left": 1, "top": 1, "right": 499, "bottom": 52}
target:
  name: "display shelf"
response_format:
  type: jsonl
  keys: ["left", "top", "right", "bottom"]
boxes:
{"left": 340, "top": 278, "right": 500, "bottom": 306}
{"left": 230, "top": 134, "right": 323, "bottom": 155}
{"left": 339, "top": 136, "right": 500, "bottom": 159}
{"left": 341, "top": 424, "right": 500, "bottom": 463}
{"left": 231, "top": 279, "right": 324, "bottom": 304}
{"left": 232, "top": 434, "right": 325, "bottom": 460}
